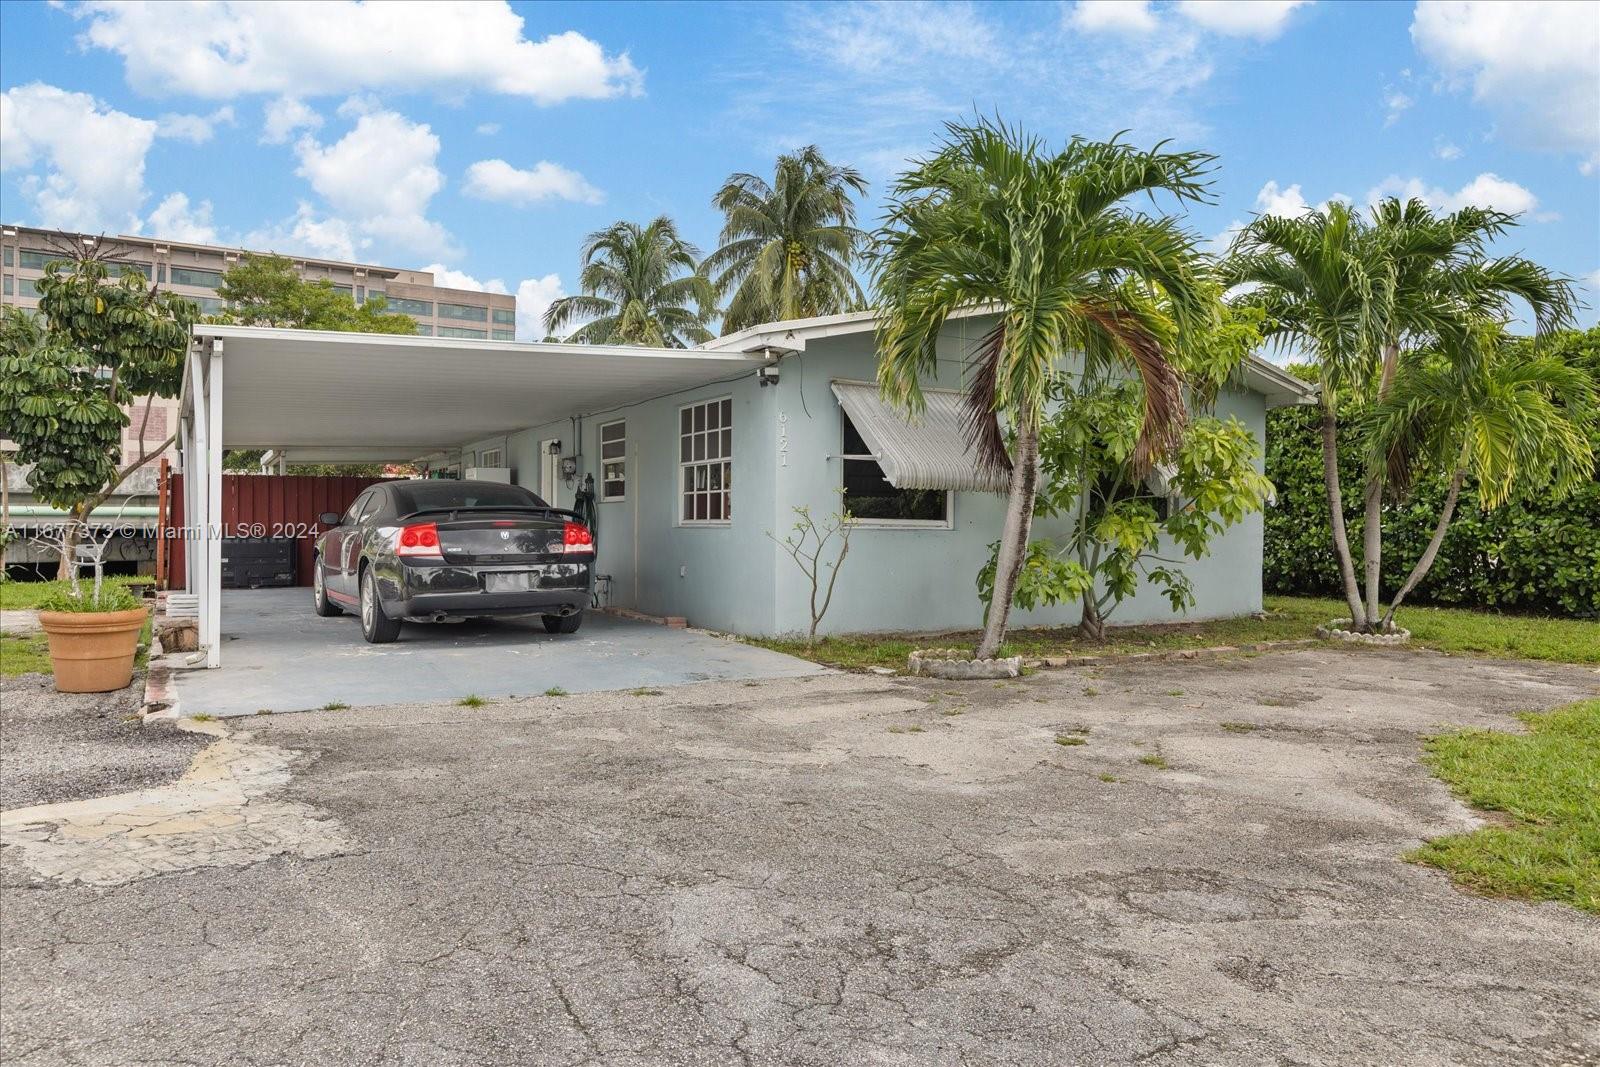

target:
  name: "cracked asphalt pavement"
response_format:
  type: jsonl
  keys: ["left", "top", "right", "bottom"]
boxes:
{"left": 3, "top": 647, "right": 1598, "bottom": 1066}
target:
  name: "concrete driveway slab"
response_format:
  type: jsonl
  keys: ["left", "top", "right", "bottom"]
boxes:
{"left": 5, "top": 649, "right": 1598, "bottom": 1065}
{"left": 170, "top": 588, "right": 826, "bottom": 716}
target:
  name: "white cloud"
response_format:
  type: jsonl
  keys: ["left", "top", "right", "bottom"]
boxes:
{"left": 1367, "top": 171, "right": 1545, "bottom": 217}
{"left": 143, "top": 192, "right": 219, "bottom": 243}
{"left": 476, "top": 123, "right": 501, "bottom": 136}
{"left": 462, "top": 159, "right": 603, "bottom": 207}
{"left": 515, "top": 274, "right": 567, "bottom": 341}
{"left": 75, "top": 1, "right": 642, "bottom": 105}
{"left": 157, "top": 106, "right": 236, "bottom": 144}
{"left": 1254, "top": 179, "right": 1311, "bottom": 217}
{"left": 243, "top": 203, "right": 358, "bottom": 262}
{"left": 294, "top": 109, "right": 456, "bottom": 258}
{"left": 261, "top": 97, "right": 321, "bottom": 145}
{"left": 792, "top": 1, "right": 998, "bottom": 74}
{"left": 1433, "top": 138, "right": 1463, "bottom": 161}
{"left": 1210, "top": 177, "right": 1351, "bottom": 249}
{"left": 1068, "top": 1, "right": 1158, "bottom": 34}
{"left": 417, "top": 265, "right": 567, "bottom": 340}
{"left": 416, "top": 263, "right": 510, "bottom": 295}
{"left": 1382, "top": 86, "right": 1413, "bottom": 127}
{"left": 1411, "top": 0, "right": 1600, "bottom": 170}
{"left": 0, "top": 82, "right": 157, "bottom": 232}
{"left": 1175, "top": 1, "right": 1311, "bottom": 39}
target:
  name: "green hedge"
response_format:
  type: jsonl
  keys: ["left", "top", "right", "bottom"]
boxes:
{"left": 1263, "top": 330, "right": 1600, "bottom": 619}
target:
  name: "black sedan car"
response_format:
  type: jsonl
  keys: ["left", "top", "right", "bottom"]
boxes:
{"left": 312, "top": 480, "right": 594, "bottom": 643}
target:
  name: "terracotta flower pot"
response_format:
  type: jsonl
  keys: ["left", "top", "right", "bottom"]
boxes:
{"left": 37, "top": 607, "right": 149, "bottom": 693}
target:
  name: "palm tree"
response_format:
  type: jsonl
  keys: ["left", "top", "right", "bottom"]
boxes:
{"left": 706, "top": 146, "right": 869, "bottom": 334}
{"left": 1227, "top": 199, "right": 1576, "bottom": 630}
{"left": 1366, "top": 330, "right": 1596, "bottom": 628}
{"left": 1223, "top": 204, "right": 1378, "bottom": 628}
{"left": 543, "top": 217, "right": 715, "bottom": 348}
{"left": 871, "top": 119, "right": 1216, "bottom": 656}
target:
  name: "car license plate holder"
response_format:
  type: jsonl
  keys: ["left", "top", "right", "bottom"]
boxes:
{"left": 484, "top": 571, "right": 534, "bottom": 593}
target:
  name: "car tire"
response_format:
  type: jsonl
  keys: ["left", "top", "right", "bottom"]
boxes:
{"left": 360, "top": 567, "right": 402, "bottom": 644}
{"left": 542, "top": 611, "right": 583, "bottom": 635}
{"left": 312, "top": 557, "right": 342, "bottom": 617}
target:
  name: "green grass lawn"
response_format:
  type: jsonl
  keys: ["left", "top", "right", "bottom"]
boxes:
{"left": 1409, "top": 699, "right": 1599, "bottom": 914}
{"left": 0, "top": 632, "right": 53, "bottom": 676}
{"left": 747, "top": 595, "right": 1598, "bottom": 671}
{"left": 0, "top": 575, "right": 154, "bottom": 611}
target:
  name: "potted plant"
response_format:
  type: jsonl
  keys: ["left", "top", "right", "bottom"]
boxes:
{"left": 37, "top": 580, "right": 148, "bottom": 693}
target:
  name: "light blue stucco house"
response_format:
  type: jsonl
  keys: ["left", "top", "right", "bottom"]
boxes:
{"left": 446, "top": 310, "right": 1315, "bottom": 637}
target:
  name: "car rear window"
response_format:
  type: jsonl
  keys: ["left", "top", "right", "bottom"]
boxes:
{"left": 391, "top": 482, "right": 548, "bottom": 514}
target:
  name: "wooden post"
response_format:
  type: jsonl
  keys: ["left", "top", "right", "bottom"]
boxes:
{"left": 156, "top": 456, "right": 169, "bottom": 589}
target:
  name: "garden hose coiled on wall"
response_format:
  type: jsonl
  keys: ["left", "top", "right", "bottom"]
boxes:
{"left": 572, "top": 474, "right": 598, "bottom": 546}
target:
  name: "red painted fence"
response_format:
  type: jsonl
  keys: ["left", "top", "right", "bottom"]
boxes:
{"left": 166, "top": 474, "right": 394, "bottom": 589}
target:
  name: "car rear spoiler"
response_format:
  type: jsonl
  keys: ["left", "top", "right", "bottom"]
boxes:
{"left": 398, "top": 505, "right": 583, "bottom": 524}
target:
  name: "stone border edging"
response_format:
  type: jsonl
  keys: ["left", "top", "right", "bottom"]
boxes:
{"left": 1315, "top": 619, "right": 1412, "bottom": 645}
{"left": 1027, "top": 638, "right": 1320, "bottom": 670}
{"left": 908, "top": 648, "right": 1023, "bottom": 679}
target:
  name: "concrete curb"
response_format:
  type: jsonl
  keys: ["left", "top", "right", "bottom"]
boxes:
{"left": 597, "top": 607, "right": 688, "bottom": 629}
{"left": 1027, "top": 638, "right": 1321, "bottom": 671}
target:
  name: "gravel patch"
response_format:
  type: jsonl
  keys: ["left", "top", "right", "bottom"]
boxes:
{"left": 0, "top": 673, "right": 209, "bottom": 810}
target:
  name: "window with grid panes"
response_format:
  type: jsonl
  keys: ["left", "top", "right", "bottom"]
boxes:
{"left": 679, "top": 398, "right": 732, "bottom": 523}
{"left": 600, "top": 420, "right": 626, "bottom": 500}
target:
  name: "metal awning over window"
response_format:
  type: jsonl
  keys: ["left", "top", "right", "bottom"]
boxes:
{"left": 830, "top": 380, "right": 1008, "bottom": 493}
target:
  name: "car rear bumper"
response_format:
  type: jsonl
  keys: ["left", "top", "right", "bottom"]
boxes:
{"left": 387, "top": 560, "right": 592, "bottom": 618}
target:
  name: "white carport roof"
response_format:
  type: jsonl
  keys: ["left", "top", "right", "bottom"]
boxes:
{"left": 191, "top": 325, "right": 765, "bottom": 461}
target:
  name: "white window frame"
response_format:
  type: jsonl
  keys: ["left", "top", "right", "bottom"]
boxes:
{"left": 678, "top": 396, "right": 733, "bottom": 526}
{"left": 477, "top": 447, "right": 504, "bottom": 469}
{"left": 599, "top": 419, "right": 627, "bottom": 502}
{"left": 838, "top": 407, "right": 953, "bottom": 529}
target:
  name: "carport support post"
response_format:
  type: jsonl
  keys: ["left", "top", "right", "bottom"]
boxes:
{"left": 204, "top": 340, "right": 224, "bottom": 668}
{"left": 179, "top": 408, "right": 193, "bottom": 594}
{"left": 186, "top": 348, "right": 207, "bottom": 613}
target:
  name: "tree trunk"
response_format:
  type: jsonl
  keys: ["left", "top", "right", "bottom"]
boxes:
{"left": 1362, "top": 474, "right": 1383, "bottom": 630}
{"left": 1381, "top": 467, "right": 1466, "bottom": 630}
{"left": 1078, "top": 597, "right": 1106, "bottom": 642}
{"left": 976, "top": 421, "right": 1040, "bottom": 660}
{"left": 55, "top": 507, "right": 84, "bottom": 582}
{"left": 1363, "top": 342, "right": 1401, "bottom": 631}
{"left": 0, "top": 449, "right": 10, "bottom": 551}
{"left": 1319, "top": 407, "right": 1366, "bottom": 628}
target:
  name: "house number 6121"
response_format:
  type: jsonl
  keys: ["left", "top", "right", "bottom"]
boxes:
{"left": 777, "top": 412, "right": 789, "bottom": 468}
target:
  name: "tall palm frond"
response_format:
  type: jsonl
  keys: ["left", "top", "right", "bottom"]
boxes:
{"left": 869, "top": 117, "right": 1216, "bottom": 656}
{"left": 543, "top": 217, "right": 714, "bottom": 348}
{"left": 874, "top": 120, "right": 1214, "bottom": 473}
{"left": 706, "top": 146, "right": 869, "bottom": 334}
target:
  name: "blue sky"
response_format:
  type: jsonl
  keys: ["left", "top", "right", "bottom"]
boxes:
{"left": 3, "top": 1, "right": 1597, "bottom": 339}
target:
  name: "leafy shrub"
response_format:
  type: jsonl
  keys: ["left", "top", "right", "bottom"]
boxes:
{"left": 1264, "top": 329, "right": 1600, "bottom": 618}
{"left": 37, "top": 584, "right": 142, "bottom": 614}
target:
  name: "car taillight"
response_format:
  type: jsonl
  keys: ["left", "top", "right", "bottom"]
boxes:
{"left": 562, "top": 522, "right": 593, "bottom": 554}
{"left": 397, "top": 522, "right": 442, "bottom": 558}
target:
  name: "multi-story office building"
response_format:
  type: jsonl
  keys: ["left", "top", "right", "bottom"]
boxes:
{"left": 0, "top": 224, "right": 517, "bottom": 339}
{"left": 0, "top": 222, "right": 517, "bottom": 463}
{"left": 1, "top": 225, "right": 517, "bottom": 571}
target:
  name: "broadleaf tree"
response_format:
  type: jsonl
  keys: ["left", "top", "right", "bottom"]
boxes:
{"left": 211, "top": 254, "right": 417, "bottom": 473}
{"left": 0, "top": 257, "right": 196, "bottom": 576}
{"left": 977, "top": 302, "right": 1276, "bottom": 639}
{"left": 871, "top": 118, "right": 1216, "bottom": 657}
{"left": 215, "top": 254, "right": 419, "bottom": 333}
